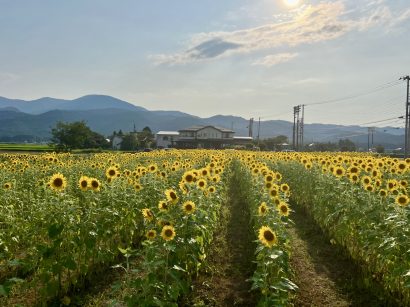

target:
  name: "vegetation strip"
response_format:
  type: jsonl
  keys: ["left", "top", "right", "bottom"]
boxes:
{"left": 186, "top": 164, "right": 257, "bottom": 306}
{"left": 289, "top": 203, "right": 386, "bottom": 306}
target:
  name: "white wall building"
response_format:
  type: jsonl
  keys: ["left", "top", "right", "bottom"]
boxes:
{"left": 155, "top": 131, "right": 180, "bottom": 148}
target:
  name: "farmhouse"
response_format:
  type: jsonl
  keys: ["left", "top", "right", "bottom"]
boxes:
{"left": 156, "top": 131, "right": 180, "bottom": 148}
{"left": 174, "top": 125, "right": 252, "bottom": 149}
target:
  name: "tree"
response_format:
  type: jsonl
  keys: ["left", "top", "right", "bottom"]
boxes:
{"left": 51, "top": 121, "right": 108, "bottom": 151}
{"left": 138, "top": 126, "right": 154, "bottom": 148}
{"left": 120, "top": 133, "right": 139, "bottom": 151}
{"left": 338, "top": 139, "right": 356, "bottom": 152}
{"left": 375, "top": 144, "right": 385, "bottom": 153}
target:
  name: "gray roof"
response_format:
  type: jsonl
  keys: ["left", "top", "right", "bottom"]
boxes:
{"left": 179, "top": 125, "right": 234, "bottom": 133}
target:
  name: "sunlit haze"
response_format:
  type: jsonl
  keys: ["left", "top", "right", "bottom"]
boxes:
{"left": 0, "top": 0, "right": 409, "bottom": 126}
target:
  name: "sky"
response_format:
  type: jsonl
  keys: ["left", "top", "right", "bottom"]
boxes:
{"left": 0, "top": 0, "right": 409, "bottom": 126}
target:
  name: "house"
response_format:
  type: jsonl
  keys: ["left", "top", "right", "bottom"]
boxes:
{"left": 112, "top": 135, "right": 123, "bottom": 150}
{"left": 176, "top": 125, "right": 252, "bottom": 149}
{"left": 156, "top": 131, "right": 180, "bottom": 148}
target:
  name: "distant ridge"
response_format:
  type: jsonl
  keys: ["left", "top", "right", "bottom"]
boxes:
{"left": 0, "top": 94, "right": 405, "bottom": 149}
{"left": 0, "top": 95, "right": 146, "bottom": 114}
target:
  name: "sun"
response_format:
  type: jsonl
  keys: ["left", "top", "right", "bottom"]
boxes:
{"left": 284, "top": 0, "right": 300, "bottom": 7}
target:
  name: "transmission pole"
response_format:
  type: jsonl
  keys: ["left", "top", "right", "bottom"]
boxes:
{"left": 293, "top": 106, "right": 300, "bottom": 150}
{"left": 400, "top": 76, "right": 410, "bottom": 157}
{"left": 257, "top": 117, "right": 261, "bottom": 142}
{"left": 248, "top": 118, "right": 254, "bottom": 138}
{"left": 300, "top": 105, "right": 305, "bottom": 150}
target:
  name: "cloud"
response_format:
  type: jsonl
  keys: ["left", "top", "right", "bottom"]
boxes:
{"left": 0, "top": 72, "right": 19, "bottom": 84}
{"left": 151, "top": 1, "right": 410, "bottom": 65}
{"left": 253, "top": 53, "right": 298, "bottom": 67}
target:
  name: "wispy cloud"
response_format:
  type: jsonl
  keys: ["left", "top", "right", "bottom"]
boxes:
{"left": 252, "top": 53, "right": 298, "bottom": 67}
{"left": 151, "top": 1, "right": 410, "bottom": 66}
{"left": 0, "top": 72, "right": 19, "bottom": 84}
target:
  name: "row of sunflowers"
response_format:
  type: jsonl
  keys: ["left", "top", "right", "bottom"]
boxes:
{"left": 0, "top": 150, "right": 294, "bottom": 306}
{"left": 269, "top": 152, "right": 410, "bottom": 305}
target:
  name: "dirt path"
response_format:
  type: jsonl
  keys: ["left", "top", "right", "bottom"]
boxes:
{"left": 289, "top": 204, "right": 387, "bottom": 307}
{"left": 186, "top": 176, "right": 258, "bottom": 306}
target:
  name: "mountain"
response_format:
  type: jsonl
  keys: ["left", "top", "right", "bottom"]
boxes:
{"left": 0, "top": 95, "right": 405, "bottom": 149}
{"left": 0, "top": 95, "right": 146, "bottom": 114}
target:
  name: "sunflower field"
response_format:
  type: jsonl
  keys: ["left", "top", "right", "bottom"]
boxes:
{"left": 0, "top": 150, "right": 409, "bottom": 306}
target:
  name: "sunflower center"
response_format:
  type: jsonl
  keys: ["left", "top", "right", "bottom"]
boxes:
{"left": 53, "top": 178, "right": 63, "bottom": 187}
{"left": 185, "top": 204, "right": 193, "bottom": 211}
{"left": 186, "top": 174, "right": 193, "bottom": 182}
{"left": 170, "top": 192, "right": 177, "bottom": 199}
{"left": 109, "top": 170, "right": 116, "bottom": 176}
{"left": 91, "top": 180, "right": 99, "bottom": 188}
{"left": 81, "top": 180, "right": 88, "bottom": 188}
{"left": 264, "top": 230, "right": 274, "bottom": 241}
{"left": 165, "top": 229, "right": 173, "bottom": 237}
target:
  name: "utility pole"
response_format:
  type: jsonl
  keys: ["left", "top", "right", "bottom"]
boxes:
{"left": 257, "top": 117, "right": 261, "bottom": 142}
{"left": 367, "top": 127, "right": 375, "bottom": 152}
{"left": 299, "top": 105, "right": 305, "bottom": 150}
{"left": 293, "top": 106, "right": 300, "bottom": 150}
{"left": 400, "top": 76, "right": 410, "bottom": 157}
{"left": 248, "top": 118, "right": 254, "bottom": 138}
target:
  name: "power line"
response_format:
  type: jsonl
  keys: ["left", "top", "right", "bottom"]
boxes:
{"left": 306, "top": 80, "right": 401, "bottom": 106}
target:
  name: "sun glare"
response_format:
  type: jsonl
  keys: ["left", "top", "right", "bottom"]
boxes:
{"left": 284, "top": 0, "right": 300, "bottom": 7}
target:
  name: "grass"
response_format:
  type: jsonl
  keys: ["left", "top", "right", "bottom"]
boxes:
{"left": 0, "top": 143, "right": 53, "bottom": 151}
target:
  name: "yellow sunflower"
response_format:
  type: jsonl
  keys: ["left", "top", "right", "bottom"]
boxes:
{"left": 49, "top": 173, "right": 67, "bottom": 191}
{"left": 161, "top": 225, "right": 176, "bottom": 241}
{"left": 3, "top": 182, "right": 12, "bottom": 190}
{"left": 165, "top": 189, "right": 179, "bottom": 204}
{"left": 258, "top": 226, "right": 278, "bottom": 248}
{"left": 78, "top": 176, "right": 90, "bottom": 191}
{"left": 105, "top": 166, "right": 118, "bottom": 179}
{"left": 208, "top": 186, "right": 216, "bottom": 193}
{"left": 277, "top": 202, "right": 290, "bottom": 217}
{"left": 258, "top": 202, "right": 269, "bottom": 216}
{"left": 395, "top": 194, "right": 409, "bottom": 206}
{"left": 158, "top": 200, "right": 169, "bottom": 212}
{"left": 182, "top": 201, "right": 196, "bottom": 215}
{"left": 196, "top": 179, "right": 207, "bottom": 190}
{"left": 280, "top": 183, "right": 290, "bottom": 193}
{"left": 90, "top": 178, "right": 101, "bottom": 191}
{"left": 142, "top": 208, "right": 154, "bottom": 222}
{"left": 146, "top": 229, "right": 157, "bottom": 240}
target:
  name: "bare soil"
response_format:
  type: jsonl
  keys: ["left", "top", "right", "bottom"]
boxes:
{"left": 289, "top": 204, "right": 389, "bottom": 307}
{"left": 185, "top": 177, "right": 258, "bottom": 306}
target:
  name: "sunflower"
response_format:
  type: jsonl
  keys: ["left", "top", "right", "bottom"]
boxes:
{"left": 146, "top": 229, "right": 157, "bottom": 240}
{"left": 197, "top": 179, "right": 207, "bottom": 190}
{"left": 277, "top": 202, "right": 290, "bottom": 216}
{"left": 105, "top": 166, "right": 117, "bottom": 179}
{"left": 161, "top": 225, "right": 176, "bottom": 241}
{"left": 269, "top": 188, "right": 279, "bottom": 198}
{"left": 182, "top": 201, "right": 196, "bottom": 215}
{"left": 265, "top": 174, "right": 274, "bottom": 183}
{"left": 165, "top": 189, "right": 179, "bottom": 204}
{"left": 90, "top": 178, "right": 101, "bottom": 191}
{"left": 3, "top": 182, "right": 12, "bottom": 190}
{"left": 280, "top": 184, "right": 290, "bottom": 193}
{"left": 78, "top": 176, "right": 90, "bottom": 191}
{"left": 395, "top": 194, "right": 409, "bottom": 206}
{"left": 379, "top": 189, "right": 388, "bottom": 197}
{"left": 49, "top": 173, "right": 67, "bottom": 191}
{"left": 183, "top": 171, "right": 195, "bottom": 183}
{"left": 134, "top": 182, "right": 142, "bottom": 192}
{"left": 208, "top": 186, "right": 216, "bottom": 193}
{"left": 361, "top": 176, "right": 372, "bottom": 186}
{"left": 333, "top": 166, "right": 345, "bottom": 178}
{"left": 349, "top": 174, "right": 359, "bottom": 183}
{"left": 148, "top": 164, "right": 158, "bottom": 173}
{"left": 142, "top": 208, "right": 154, "bottom": 222}
{"left": 258, "top": 202, "right": 268, "bottom": 216}
{"left": 158, "top": 200, "right": 169, "bottom": 212}
{"left": 258, "top": 226, "right": 278, "bottom": 248}
{"left": 364, "top": 184, "right": 374, "bottom": 192}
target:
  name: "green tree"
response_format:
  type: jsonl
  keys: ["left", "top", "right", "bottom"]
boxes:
{"left": 120, "top": 133, "right": 139, "bottom": 151}
{"left": 138, "top": 126, "right": 154, "bottom": 149}
{"left": 338, "top": 139, "right": 356, "bottom": 152}
{"left": 51, "top": 121, "right": 108, "bottom": 151}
